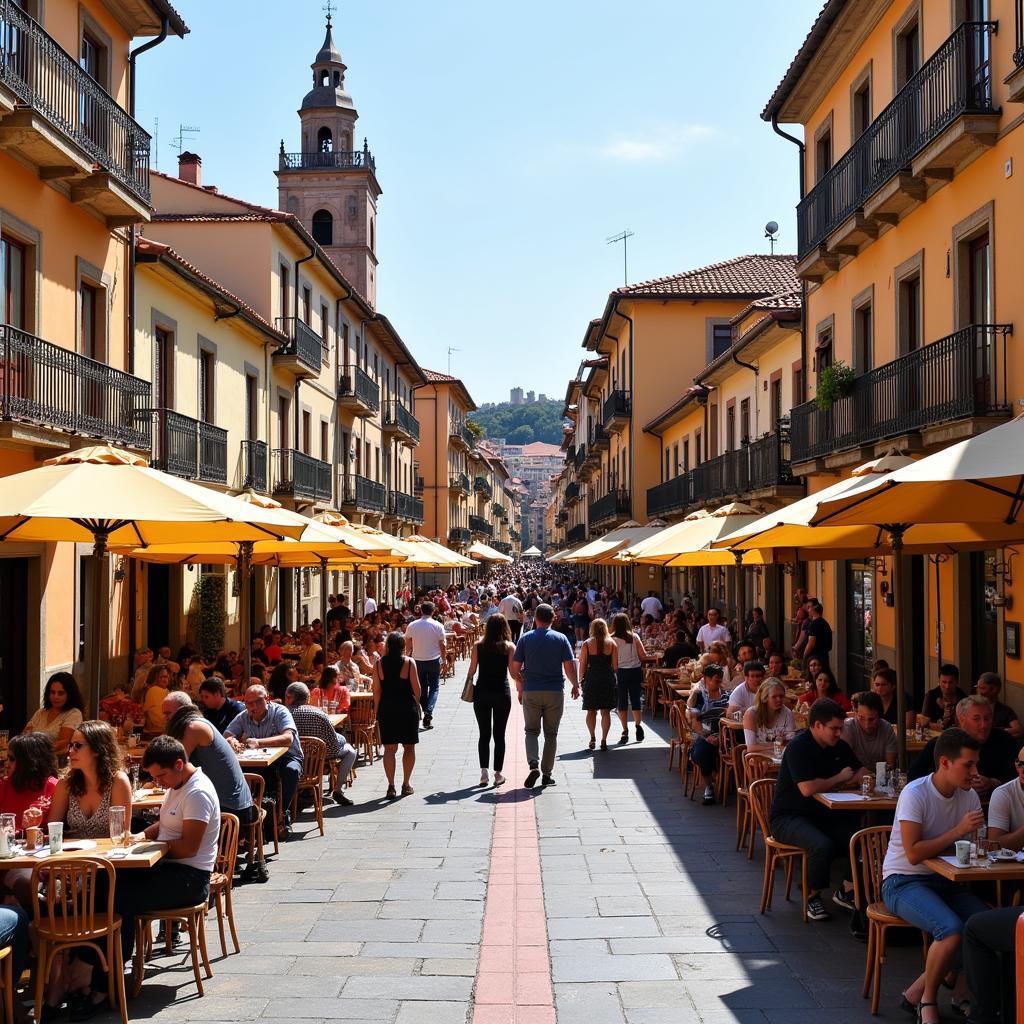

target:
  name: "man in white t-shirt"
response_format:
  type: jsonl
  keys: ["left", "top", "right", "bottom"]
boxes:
{"left": 115, "top": 736, "right": 221, "bottom": 965}
{"left": 498, "top": 591, "right": 525, "bottom": 642}
{"left": 880, "top": 728, "right": 988, "bottom": 1022}
{"left": 639, "top": 592, "right": 663, "bottom": 622}
{"left": 988, "top": 742, "right": 1024, "bottom": 848}
{"left": 364, "top": 589, "right": 378, "bottom": 617}
{"left": 696, "top": 608, "right": 731, "bottom": 652}
{"left": 726, "top": 661, "right": 765, "bottom": 715}
{"left": 405, "top": 601, "right": 447, "bottom": 729}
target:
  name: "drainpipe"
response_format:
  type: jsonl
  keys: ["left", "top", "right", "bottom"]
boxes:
{"left": 731, "top": 349, "right": 760, "bottom": 435}
{"left": 771, "top": 115, "right": 808, "bottom": 404}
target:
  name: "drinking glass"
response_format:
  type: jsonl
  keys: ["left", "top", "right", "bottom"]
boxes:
{"left": 771, "top": 733, "right": 783, "bottom": 758}
{"left": 130, "top": 764, "right": 140, "bottom": 793}
{"left": 0, "top": 814, "right": 14, "bottom": 843}
{"left": 108, "top": 805, "right": 127, "bottom": 848}
{"left": 860, "top": 774, "right": 874, "bottom": 799}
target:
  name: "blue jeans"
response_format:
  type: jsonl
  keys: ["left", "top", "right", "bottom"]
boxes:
{"left": 417, "top": 659, "right": 441, "bottom": 716}
{"left": 0, "top": 905, "right": 28, "bottom": 981}
{"left": 882, "top": 872, "right": 988, "bottom": 957}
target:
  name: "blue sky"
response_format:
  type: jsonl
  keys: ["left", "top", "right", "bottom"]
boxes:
{"left": 137, "top": 0, "right": 821, "bottom": 406}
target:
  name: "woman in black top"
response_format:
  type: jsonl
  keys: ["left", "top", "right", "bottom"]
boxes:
{"left": 372, "top": 632, "right": 422, "bottom": 799}
{"left": 465, "top": 614, "right": 515, "bottom": 787}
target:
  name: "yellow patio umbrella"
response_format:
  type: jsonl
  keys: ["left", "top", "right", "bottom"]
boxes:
{"left": 400, "top": 535, "right": 477, "bottom": 569}
{"left": 468, "top": 541, "right": 514, "bottom": 563}
{"left": 619, "top": 504, "right": 770, "bottom": 567}
{"left": 0, "top": 446, "right": 310, "bottom": 707}
{"left": 560, "top": 523, "right": 660, "bottom": 564}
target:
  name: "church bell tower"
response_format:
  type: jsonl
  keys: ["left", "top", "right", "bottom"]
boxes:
{"left": 276, "top": 12, "right": 381, "bottom": 306}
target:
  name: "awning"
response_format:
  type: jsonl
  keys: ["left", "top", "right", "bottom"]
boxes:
{"left": 563, "top": 525, "right": 665, "bottom": 565}
{"left": 468, "top": 541, "right": 514, "bottom": 563}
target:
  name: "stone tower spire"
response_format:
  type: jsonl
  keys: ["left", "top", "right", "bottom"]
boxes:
{"left": 276, "top": 14, "right": 382, "bottom": 306}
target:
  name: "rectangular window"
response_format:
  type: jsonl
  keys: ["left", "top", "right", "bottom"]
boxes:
{"left": 770, "top": 377, "right": 783, "bottom": 426}
{"left": 245, "top": 374, "right": 258, "bottom": 440}
{"left": 683, "top": 439, "right": 690, "bottom": 473}
{"left": 792, "top": 364, "right": 804, "bottom": 407}
{"left": 154, "top": 327, "right": 172, "bottom": 408}
{"left": 816, "top": 326, "right": 834, "bottom": 380}
{"left": 302, "top": 286, "right": 312, "bottom": 326}
{"left": 740, "top": 399, "right": 751, "bottom": 444}
{"left": 664, "top": 449, "right": 670, "bottom": 481}
{"left": 79, "top": 282, "right": 100, "bottom": 360}
{"left": 854, "top": 302, "right": 873, "bottom": 372}
{"left": 302, "top": 410, "right": 311, "bottom": 454}
{"left": 815, "top": 126, "right": 832, "bottom": 181}
{"left": 896, "top": 16, "right": 920, "bottom": 90}
{"left": 1, "top": 235, "right": 25, "bottom": 330}
{"left": 898, "top": 276, "right": 922, "bottom": 353}
{"left": 198, "top": 348, "right": 215, "bottom": 423}
{"left": 726, "top": 405, "right": 736, "bottom": 451}
{"left": 853, "top": 79, "right": 871, "bottom": 139}
{"left": 672, "top": 443, "right": 679, "bottom": 476}
{"left": 279, "top": 265, "right": 289, "bottom": 323}
{"left": 278, "top": 395, "right": 289, "bottom": 450}
{"left": 320, "top": 421, "right": 329, "bottom": 463}
{"left": 712, "top": 324, "right": 732, "bottom": 359}
{"left": 694, "top": 430, "right": 703, "bottom": 465}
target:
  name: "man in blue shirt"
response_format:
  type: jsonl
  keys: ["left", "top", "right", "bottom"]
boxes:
{"left": 512, "top": 604, "right": 578, "bottom": 788}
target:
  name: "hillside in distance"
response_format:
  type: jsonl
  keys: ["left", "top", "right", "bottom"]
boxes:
{"left": 469, "top": 399, "right": 566, "bottom": 445}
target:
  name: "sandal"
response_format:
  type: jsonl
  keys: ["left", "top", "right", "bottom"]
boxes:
{"left": 600, "top": 740, "right": 608, "bottom": 751}
{"left": 401, "top": 784, "right": 414, "bottom": 796}
{"left": 619, "top": 731, "right": 629, "bottom": 744}
{"left": 899, "top": 993, "right": 916, "bottom": 1016}
{"left": 385, "top": 785, "right": 397, "bottom": 800}
{"left": 917, "top": 1001, "right": 939, "bottom": 1024}
{"left": 588, "top": 738, "right": 596, "bottom": 750}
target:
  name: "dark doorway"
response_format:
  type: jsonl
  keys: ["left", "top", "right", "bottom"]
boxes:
{"left": 910, "top": 555, "right": 927, "bottom": 707}
{"left": 846, "top": 560, "right": 874, "bottom": 691}
{"left": 0, "top": 559, "right": 28, "bottom": 731}
{"left": 147, "top": 564, "right": 171, "bottom": 650}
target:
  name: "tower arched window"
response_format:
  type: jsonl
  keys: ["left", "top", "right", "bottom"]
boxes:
{"left": 334, "top": 71, "right": 341, "bottom": 86}
{"left": 319, "top": 69, "right": 330, "bottom": 87}
{"left": 370, "top": 218, "right": 375, "bottom": 253}
{"left": 317, "top": 127, "right": 333, "bottom": 152}
{"left": 312, "top": 209, "right": 333, "bottom": 246}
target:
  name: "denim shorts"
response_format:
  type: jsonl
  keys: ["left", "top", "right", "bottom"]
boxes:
{"left": 882, "top": 872, "right": 988, "bottom": 943}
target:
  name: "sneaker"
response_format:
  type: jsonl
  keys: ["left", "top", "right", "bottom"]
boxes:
{"left": 635, "top": 724, "right": 645, "bottom": 742}
{"left": 480, "top": 770, "right": 489, "bottom": 785}
{"left": 524, "top": 766, "right": 540, "bottom": 789}
{"left": 494, "top": 772, "right": 506, "bottom": 786}
{"left": 332, "top": 791, "right": 354, "bottom": 806}
{"left": 702, "top": 784, "right": 715, "bottom": 806}
{"left": 541, "top": 774, "right": 556, "bottom": 786}
{"left": 423, "top": 714, "right": 433, "bottom": 730}
{"left": 832, "top": 886, "right": 856, "bottom": 912}
{"left": 806, "top": 896, "right": 831, "bottom": 921}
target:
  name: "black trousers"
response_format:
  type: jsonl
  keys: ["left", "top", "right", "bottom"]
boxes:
{"left": 473, "top": 692, "right": 512, "bottom": 771}
{"left": 115, "top": 862, "right": 211, "bottom": 958}
{"left": 963, "top": 906, "right": 1021, "bottom": 1024}
{"left": 508, "top": 621, "right": 522, "bottom": 642}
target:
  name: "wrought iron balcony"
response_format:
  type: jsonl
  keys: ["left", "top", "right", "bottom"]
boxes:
{"left": 797, "top": 21, "right": 998, "bottom": 261}
{"left": 341, "top": 473, "right": 387, "bottom": 513}
{"left": 448, "top": 527, "right": 471, "bottom": 546}
{"left": 589, "top": 488, "right": 631, "bottom": 526}
{"left": 274, "top": 318, "right": 323, "bottom": 376}
{"left": 449, "top": 421, "right": 475, "bottom": 450}
{"left": 147, "top": 409, "right": 227, "bottom": 484}
{"left": 791, "top": 324, "right": 1011, "bottom": 464}
{"left": 449, "top": 472, "right": 470, "bottom": 494}
{"left": 337, "top": 365, "right": 380, "bottom": 416}
{"left": 474, "top": 476, "right": 492, "bottom": 498}
{"left": 646, "top": 474, "right": 693, "bottom": 518}
{"left": 0, "top": 1, "right": 152, "bottom": 212}
{"left": 389, "top": 491, "right": 424, "bottom": 522}
{"left": 382, "top": 401, "right": 419, "bottom": 443}
{"left": 568, "top": 523, "right": 586, "bottom": 544}
{"left": 469, "top": 514, "right": 493, "bottom": 538}
{"left": 279, "top": 148, "right": 376, "bottom": 173}
{"left": 272, "top": 449, "right": 332, "bottom": 503}
{"left": 0, "top": 325, "right": 150, "bottom": 449}
{"left": 240, "top": 439, "right": 267, "bottom": 492}
{"left": 603, "top": 390, "right": 631, "bottom": 432}
{"left": 492, "top": 502, "right": 507, "bottom": 519}
{"left": 573, "top": 445, "right": 587, "bottom": 472}
{"left": 589, "top": 423, "right": 609, "bottom": 452}
{"left": 565, "top": 482, "right": 581, "bottom": 504}
{"left": 493, "top": 541, "right": 512, "bottom": 555}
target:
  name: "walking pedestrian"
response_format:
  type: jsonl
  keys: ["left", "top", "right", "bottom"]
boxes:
{"left": 611, "top": 612, "right": 646, "bottom": 744}
{"left": 579, "top": 618, "right": 618, "bottom": 751}
{"left": 373, "top": 632, "right": 422, "bottom": 799}
{"left": 404, "top": 600, "right": 446, "bottom": 729}
{"left": 465, "top": 613, "right": 515, "bottom": 787}
{"left": 512, "top": 603, "right": 579, "bottom": 789}
{"left": 498, "top": 591, "right": 525, "bottom": 642}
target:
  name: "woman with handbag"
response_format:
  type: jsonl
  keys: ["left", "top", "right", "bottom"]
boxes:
{"left": 579, "top": 618, "right": 618, "bottom": 751}
{"left": 464, "top": 613, "right": 515, "bottom": 787}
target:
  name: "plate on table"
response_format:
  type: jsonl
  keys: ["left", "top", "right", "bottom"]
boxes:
{"left": 61, "top": 840, "right": 97, "bottom": 851}
{"left": 994, "top": 849, "right": 1018, "bottom": 861}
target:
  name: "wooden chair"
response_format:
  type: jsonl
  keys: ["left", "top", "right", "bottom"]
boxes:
{"left": 715, "top": 719, "right": 739, "bottom": 805}
{"left": 666, "top": 702, "right": 689, "bottom": 772}
{"left": 849, "top": 825, "right": 929, "bottom": 1015}
{"left": 679, "top": 708, "right": 702, "bottom": 800}
{"left": 131, "top": 899, "right": 212, "bottom": 998}
{"left": 741, "top": 752, "right": 775, "bottom": 858}
{"left": 0, "top": 946, "right": 11, "bottom": 1024}
{"left": 31, "top": 858, "right": 128, "bottom": 1024}
{"left": 747, "top": 778, "right": 809, "bottom": 923}
{"left": 291, "top": 736, "right": 327, "bottom": 837}
{"left": 244, "top": 771, "right": 276, "bottom": 861}
{"left": 208, "top": 812, "right": 241, "bottom": 958}
{"left": 348, "top": 695, "right": 380, "bottom": 765}
{"left": 731, "top": 742, "right": 748, "bottom": 850}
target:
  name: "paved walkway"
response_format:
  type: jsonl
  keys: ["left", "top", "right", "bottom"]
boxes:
{"left": 121, "top": 663, "right": 923, "bottom": 1024}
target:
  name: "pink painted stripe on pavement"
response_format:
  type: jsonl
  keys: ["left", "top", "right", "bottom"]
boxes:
{"left": 472, "top": 696, "right": 555, "bottom": 1024}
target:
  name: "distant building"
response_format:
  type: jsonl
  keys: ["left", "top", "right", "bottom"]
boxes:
{"left": 526, "top": 390, "right": 535, "bottom": 403}
{"left": 538, "top": 394, "right": 547, "bottom": 402}
{"left": 509, "top": 387, "right": 524, "bottom": 405}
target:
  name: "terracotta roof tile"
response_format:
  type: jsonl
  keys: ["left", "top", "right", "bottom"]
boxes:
{"left": 730, "top": 287, "right": 803, "bottom": 324}
{"left": 616, "top": 254, "right": 798, "bottom": 299}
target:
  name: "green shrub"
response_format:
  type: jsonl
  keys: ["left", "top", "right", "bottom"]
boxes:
{"left": 193, "top": 572, "right": 225, "bottom": 659}
{"left": 815, "top": 361, "right": 857, "bottom": 411}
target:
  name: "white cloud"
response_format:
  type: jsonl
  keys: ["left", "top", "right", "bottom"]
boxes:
{"left": 598, "top": 124, "right": 716, "bottom": 162}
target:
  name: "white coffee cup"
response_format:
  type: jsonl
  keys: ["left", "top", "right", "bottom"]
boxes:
{"left": 48, "top": 822, "right": 63, "bottom": 855}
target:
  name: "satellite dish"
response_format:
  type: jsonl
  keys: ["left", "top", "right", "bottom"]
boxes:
{"left": 764, "top": 221, "right": 779, "bottom": 237}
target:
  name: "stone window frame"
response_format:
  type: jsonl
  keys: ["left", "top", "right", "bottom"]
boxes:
{"left": 0, "top": 207, "right": 42, "bottom": 334}
{"left": 851, "top": 283, "right": 875, "bottom": 373}
{"left": 894, "top": 249, "right": 925, "bottom": 357}
{"left": 951, "top": 200, "right": 995, "bottom": 330}
{"left": 849, "top": 61, "right": 873, "bottom": 144}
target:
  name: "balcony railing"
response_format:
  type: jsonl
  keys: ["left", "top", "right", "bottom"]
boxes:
{"left": 449, "top": 527, "right": 471, "bottom": 545}
{"left": 0, "top": 325, "right": 151, "bottom": 448}
{"left": 589, "top": 488, "right": 631, "bottom": 526}
{"left": 449, "top": 471, "right": 470, "bottom": 494}
{"left": 469, "top": 514, "right": 493, "bottom": 538}
{"left": 274, "top": 317, "right": 323, "bottom": 375}
{"left": 492, "top": 502, "right": 507, "bottom": 519}
{"left": 0, "top": 0, "right": 152, "bottom": 205}
{"left": 272, "top": 449, "right": 332, "bottom": 502}
{"left": 383, "top": 401, "right": 419, "bottom": 441}
{"left": 603, "top": 390, "right": 631, "bottom": 429}
{"left": 474, "top": 476, "right": 492, "bottom": 498}
{"left": 646, "top": 474, "right": 692, "bottom": 518}
{"left": 389, "top": 491, "right": 424, "bottom": 522}
{"left": 573, "top": 445, "right": 587, "bottom": 471}
{"left": 147, "top": 409, "right": 227, "bottom": 484}
{"left": 338, "top": 365, "right": 380, "bottom": 412}
{"left": 240, "top": 439, "right": 267, "bottom": 492}
{"left": 797, "top": 21, "right": 998, "bottom": 258}
{"left": 341, "top": 473, "right": 387, "bottom": 513}
{"left": 565, "top": 482, "right": 580, "bottom": 504}
{"left": 279, "top": 148, "right": 376, "bottom": 173}
{"left": 589, "top": 423, "right": 609, "bottom": 450}
{"left": 568, "top": 523, "right": 586, "bottom": 544}
{"left": 791, "top": 324, "right": 1010, "bottom": 463}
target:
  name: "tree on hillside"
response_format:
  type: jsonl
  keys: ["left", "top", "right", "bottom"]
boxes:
{"left": 469, "top": 399, "right": 565, "bottom": 444}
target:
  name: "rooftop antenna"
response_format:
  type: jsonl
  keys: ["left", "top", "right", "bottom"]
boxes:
{"left": 447, "top": 347, "right": 460, "bottom": 375}
{"left": 153, "top": 117, "right": 159, "bottom": 170}
{"left": 606, "top": 229, "right": 635, "bottom": 287}
{"left": 764, "top": 220, "right": 780, "bottom": 256}
{"left": 169, "top": 123, "right": 201, "bottom": 155}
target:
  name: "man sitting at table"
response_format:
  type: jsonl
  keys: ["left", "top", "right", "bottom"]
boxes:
{"left": 726, "top": 661, "right": 766, "bottom": 716}
{"left": 770, "top": 698, "right": 866, "bottom": 922}
{"left": 662, "top": 629, "right": 698, "bottom": 669}
{"left": 909, "top": 695, "right": 1016, "bottom": 797}
{"left": 973, "top": 671, "right": 1022, "bottom": 739}
{"left": 881, "top": 728, "right": 988, "bottom": 1024}
{"left": 730, "top": 643, "right": 757, "bottom": 687}
{"left": 921, "top": 664, "right": 968, "bottom": 730}
{"left": 225, "top": 684, "right": 304, "bottom": 837}
{"left": 842, "top": 691, "right": 898, "bottom": 772}
{"left": 198, "top": 677, "right": 245, "bottom": 734}
{"left": 696, "top": 608, "right": 731, "bottom": 653}
{"left": 284, "top": 682, "right": 356, "bottom": 806}
{"left": 333, "top": 642, "right": 371, "bottom": 690}
{"left": 986, "top": 742, "right": 1024, "bottom": 850}
{"left": 872, "top": 667, "right": 916, "bottom": 730}
{"left": 766, "top": 652, "right": 787, "bottom": 681}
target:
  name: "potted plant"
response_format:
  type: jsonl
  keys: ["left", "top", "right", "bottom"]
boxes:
{"left": 815, "top": 360, "right": 857, "bottom": 411}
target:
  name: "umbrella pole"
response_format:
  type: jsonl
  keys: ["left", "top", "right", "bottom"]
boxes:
{"left": 320, "top": 557, "right": 329, "bottom": 636}
{"left": 238, "top": 541, "right": 253, "bottom": 685}
{"left": 88, "top": 529, "right": 111, "bottom": 717}
{"left": 891, "top": 527, "right": 909, "bottom": 771}
{"left": 734, "top": 551, "right": 746, "bottom": 647}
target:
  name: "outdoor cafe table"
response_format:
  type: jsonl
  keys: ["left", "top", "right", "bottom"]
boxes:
{"left": 925, "top": 855, "right": 1024, "bottom": 884}
{"left": 907, "top": 730, "right": 941, "bottom": 753}
{"left": 236, "top": 746, "right": 288, "bottom": 770}
{"left": 814, "top": 791, "right": 898, "bottom": 812}
{"left": 328, "top": 713, "right": 348, "bottom": 730}
{"left": 0, "top": 838, "right": 167, "bottom": 869}
{"left": 131, "top": 788, "right": 166, "bottom": 811}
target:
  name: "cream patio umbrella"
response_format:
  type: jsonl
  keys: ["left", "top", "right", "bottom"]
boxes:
{"left": 521, "top": 546, "right": 543, "bottom": 559}
{"left": 548, "top": 544, "right": 585, "bottom": 563}
{"left": 468, "top": 541, "right": 514, "bottom": 563}
{"left": 561, "top": 523, "right": 662, "bottom": 565}
{"left": 0, "top": 446, "right": 309, "bottom": 707}
{"left": 400, "top": 535, "right": 477, "bottom": 569}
